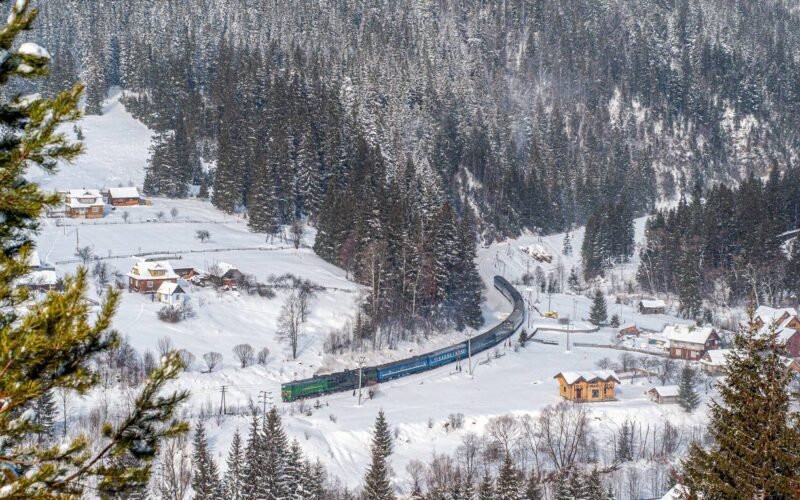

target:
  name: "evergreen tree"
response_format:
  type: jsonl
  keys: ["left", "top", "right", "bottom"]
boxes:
{"left": 589, "top": 290, "right": 608, "bottom": 326}
{"left": 567, "top": 267, "right": 580, "bottom": 292}
{"left": 524, "top": 473, "right": 543, "bottom": 500}
{"left": 677, "top": 364, "right": 700, "bottom": 413}
{"left": 683, "top": 315, "right": 800, "bottom": 496}
{"left": 562, "top": 233, "right": 572, "bottom": 256}
{"left": 609, "top": 314, "right": 620, "bottom": 329}
{"left": 31, "top": 390, "right": 57, "bottom": 444}
{"left": 616, "top": 420, "right": 633, "bottom": 462}
{"left": 478, "top": 475, "right": 494, "bottom": 500}
{"left": 263, "top": 406, "right": 290, "bottom": 499}
{"left": 363, "top": 412, "right": 396, "bottom": 499}
{"left": 224, "top": 429, "right": 246, "bottom": 500}
{"left": 495, "top": 453, "right": 522, "bottom": 500}
{"left": 243, "top": 414, "right": 264, "bottom": 498}
{"left": 191, "top": 421, "right": 222, "bottom": 499}
{"left": 0, "top": 3, "right": 189, "bottom": 496}
{"left": 285, "top": 440, "right": 306, "bottom": 499}
{"left": 584, "top": 468, "right": 606, "bottom": 500}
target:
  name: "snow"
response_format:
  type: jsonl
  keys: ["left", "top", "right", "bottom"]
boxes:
{"left": 25, "top": 92, "right": 716, "bottom": 495}
{"left": 555, "top": 370, "right": 621, "bottom": 385}
{"left": 17, "top": 42, "right": 49, "bottom": 59}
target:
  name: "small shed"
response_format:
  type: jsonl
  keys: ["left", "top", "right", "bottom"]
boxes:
{"left": 554, "top": 370, "right": 620, "bottom": 402}
{"left": 617, "top": 323, "right": 640, "bottom": 338}
{"left": 107, "top": 187, "right": 140, "bottom": 206}
{"left": 647, "top": 385, "right": 679, "bottom": 404}
{"left": 210, "top": 262, "right": 245, "bottom": 287}
{"left": 638, "top": 299, "right": 666, "bottom": 315}
{"left": 156, "top": 282, "right": 187, "bottom": 305}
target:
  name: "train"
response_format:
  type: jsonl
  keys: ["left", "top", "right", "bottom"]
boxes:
{"left": 281, "top": 275, "right": 525, "bottom": 402}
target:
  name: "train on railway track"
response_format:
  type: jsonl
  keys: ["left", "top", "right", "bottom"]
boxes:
{"left": 281, "top": 275, "right": 525, "bottom": 402}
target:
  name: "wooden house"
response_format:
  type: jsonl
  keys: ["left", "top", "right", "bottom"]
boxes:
{"left": 209, "top": 262, "right": 245, "bottom": 287}
{"left": 647, "top": 385, "right": 679, "bottom": 404}
{"left": 173, "top": 267, "right": 198, "bottom": 279}
{"left": 65, "top": 189, "right": 105, "bottom": 219}
{"left": 107, "top": 187, "right": 140, "bottom": 207}
{"left": 554, "top": 371, "right": 620, "bottom": 402}
{"left": 664, "top": 324, "right": 720, "bottom": 360}
{"left": 700, "top": 349, "right": 731, "bottom": 375}
{"left": 16, "top": 269, "right": 60, "bottom": 292}
{"left": 127, "top": 259, "right": 179, "bottom": 293}
{"left": 638, "top": 299, "right": 666, "bottom": 315}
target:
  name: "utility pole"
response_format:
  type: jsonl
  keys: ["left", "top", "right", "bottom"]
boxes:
{"left": 75, "top": 227, "right": 79, "bottom": 252}
{"left": 219, "top": 385, "right": 227, "bottom": 415}
{"left": 258, "top": 390, "right": 268, "bottom": 421}
{"left": 357, "top": 356, "right": 366, "bottom": 406}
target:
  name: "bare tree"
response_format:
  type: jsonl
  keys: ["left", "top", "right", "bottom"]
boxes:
{"left": 143, "top": 349, "right": 157, "bottom": 375}
{"left": 196, "top": 229, "right": 210, "bottom": 243}
{"left": 257, "top": 347, "right": 270, "bottom": 365}
{"left": 657, "top": 358, "right": 677, "bottom": 385}
{"left": 121, "top": 210, "right": 129, "bottom": 223}
{"left": 595, "top": 357, "right": 615, "bottom": 370}
{"left": 618, "top": 352, "right": 639, "bottom": 372}
{"left": 170, "top": 207, "right": 179, "bottom": 220}
{"left": 538, "top": 401, "right": 590, "bottom": 470}
{"left": 290, "top": 219, "right": 303, "bottom": 249}
{"left": 155, "top": 436, "right": 192, "bottom": 500}
{"left": 75, "top": 246, "right": 93, "bottom": 265}
{"left": 298, "top": 282, "right": 317, "bottom": 322}
{"left": 486, "top": 415, "right": 521, "bottom": 454}
{"left": 232, "top": 344, "right": 255, "bottom": 368}
{"left": 177, "top": 349, "right": 195, "bottom": 371}
{"left": 203, "top": 352, "right": 222, "bottom": 372}
{"left": 157, "top": 336, "right": 173, "bottom": 357}
{"left": 277, "top": 292, "right": 303, "bottom": 359}
{"left": 156, "top": 210, "right": 166, "bottom": 222}
{"left": 92, "top": 261, "right": 111, "bottom": 289}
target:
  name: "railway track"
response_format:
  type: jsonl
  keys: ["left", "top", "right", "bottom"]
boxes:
{"left": 281, "top": 275, "right": 525, "bottom": 402}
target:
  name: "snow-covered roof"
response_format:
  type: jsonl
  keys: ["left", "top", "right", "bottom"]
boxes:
{"left": 210, "top": 262, "right": 240, "bottom": 278}
{"left": 16, "top": 269, "right": 58, "bottom": 287}
{"left": 649, "top": 385, "right": 679, "bottom": 398}
{"left": 127, "top": 259, "right": 179, "bottom": 280}
{"left": 661, "top": 484, "right": 689, "bottom": 500}
{"left": 701, "top": 349, "right": 732, "bottom": 366}
{"left": 67, "top": 189, "right": 104, "bottom": 208}
{"left": 618, "top": 323, "right": 638, "bottom": 331}
{"left": 157, "top": 282, "right": 185, "bottom": 295}
{"left": 663, "top": 324, "right": 717, "bottom": 345}
{"left": 639, "top": 299, "right": 666, "bottom": 309}
{"left": 108, "top": 186, "right": 140, "bottom": 198}
{"left": 755, "top": 306, "right": 798, "bottom": 325}
{"left": 554, "top": 370, "right": 621, "bottom": 385}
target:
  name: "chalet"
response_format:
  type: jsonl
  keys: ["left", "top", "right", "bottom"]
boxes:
{"left": 647, "top": 385, "right": 679, "bottom": 404}
{"left": 107, "top": 186, "right": 140, "bottom": 206}
{"left": 699, "top": 348, "right": 732, "bottom": 375}
{"left": 664, "top": 324, "right": 720, "bottom": 360}
{"left": 209, "top": 262, "right": 245, "bottom": 287}
{"left": 638, "top": 299, "right": 666, "bottom": 315}
{"left": 156, "top": 282, "right": 187, "bottom": 306}
{"left": 173, "top": 267, "right": 199, "bottom": 279}
{"left": 554, "top": 370, "right": 620, "bottom": 402}
{"left": 127, "top": 259, "right": 179, "bottom": 293}
{"left": 617, "top": 323, "right": 640, "bottom": 338}
{"left": 65, "top": 189, "right": 105, "bottom": 219}
{"left": 754, "top": 306, "right": 799, "bottom": 329}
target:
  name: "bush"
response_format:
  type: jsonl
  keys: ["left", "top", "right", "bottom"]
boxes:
{"left": 233, "top": 344, "right": 255, "bottom": 368}
{"left": 448, "top": 413, "right": 465, "bottom": 430}
{"left": 257, "top": 347, "right": 270, "bottom": 365}
{"left": 157, "top": 305, "right": 182, "bottom": 323}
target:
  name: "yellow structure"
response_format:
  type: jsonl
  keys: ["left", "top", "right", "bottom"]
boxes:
{"left": 554, "top": 370, "right": 620, "bottom": 402}
{"left": 543, "top": 311, "right": 558, "bottom": 319}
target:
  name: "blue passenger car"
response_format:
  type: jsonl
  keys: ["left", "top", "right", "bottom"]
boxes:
{"left": 376, "top": 358, "right": 428, "bottom": 381}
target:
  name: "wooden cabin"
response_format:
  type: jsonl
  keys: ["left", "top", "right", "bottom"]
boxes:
{"left": 554, "top": 371, "right": 620, "bottom": 402}
{"left": 664, "top": 324, "right": 720, "bottom": 360}
{"left": 127, "top": 259, "right": 179, "bottom": 293}
{"left": 638, "top": 299, "right": 666, "bottom": 315}
{"left": 65, "top": 189, "right": 105, "bottom": 219}
{"left": 617, "top": 323, "right": 640, "bottom": 338}
{"left": 647, "top": 385, "right": 679, "bottom": 404}
{"left": 107, "top": 187, "right": 140, "bottom": 207}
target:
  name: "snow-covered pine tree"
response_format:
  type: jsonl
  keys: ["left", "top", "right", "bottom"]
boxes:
{"left": 609, "top": 314, "right": 620, "bottom": 328}
{"left": 677, "top": 364, "right": 700, "bottom": 413}
{"left": 242, "top": 414, "right": 265, "bottom": 498}
{"left": 683, "top": 314, "right": 800, "bottom": 496}
{"left": 589, "top": 289, "right": 608, "bottom": 326}
{"left": 223, "top": 429, "right": 246, "bottom": 500}
{"left": 616, "top": 420, "right": 633, "bottom": 462}
{"left": 454, "top": 208, "right": 484, "bottom": 331}
{"left": 562, "top": 232, "right": 572, "bottom": 256}
{"left": 363, "top": 411, "right": 396, "bottom": 500}
{"left": 524, "top": 473, "right": 542, "bottom": 500}
{"left": 478, "top": 474, "right": 494, "bottom": 500}
{"left": 191, "top": 421, "right": 222, "bottom": 499}
{"left": 495, "top": 453, "right": 522, "bottom": 500}
{"left": 583, "top": 468, "right": 607, "bottom": 500}
{"left": 263, "top": 406, "right": 290, "bottom": 499}
{"left": 31, "top": 390, "right": 57, "bottom": 444}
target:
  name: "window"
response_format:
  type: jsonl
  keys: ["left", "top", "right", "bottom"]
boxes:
{"left": 591, "top": 389, "right": 599, "bottom": 398}
{"left": 147, "top": 281, "right": 153, "bottom": 288}
{"left": 674, "top": 348, "right": 681, "bottom": 357}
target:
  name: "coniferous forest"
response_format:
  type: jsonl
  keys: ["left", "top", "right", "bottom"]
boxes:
{"left": 24, "top": 0, "right": 800, "bottom": 331}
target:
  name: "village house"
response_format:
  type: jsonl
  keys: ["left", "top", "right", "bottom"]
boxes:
{"left": 701, "top": 348, "right": 800, "bottom": 375}
{"left": 173, "top": 267, "right": 199, "bottom": 279}
{"left": 663, "top": 324, "right": 720, "bottom": 360}
{"left": 553, "top": 370, "right": 620, "bottom": 402}
{"left": 127, "top": 259, "right": 179, "bottom": 293}
{"left": 617, "top": 323, "right": 640, "bottom": 339}
{"left": 638, "top": 299, "right": 666, "bottom": 315}
{"left": 107, "top": 186, "right": 140, "bottom": 206}
{"left": 16, "top": 269, "right": 60, "bottom": 292}
{"left": 646, "top": 385, "right": 679, "bottom": 404}
{"left": 156, "top": 282, "right": 188, "bottom": 306}
{"left": 209, "top": 262, "right": 245, "bottom": 288}
{"left": 754, "top": 305, "right": 799, "bottom": 329}
{"left": 65, "top": 189, "right": 105, "bottom": 219}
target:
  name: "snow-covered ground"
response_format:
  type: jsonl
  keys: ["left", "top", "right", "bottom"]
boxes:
{"left": 29, "top": 92, "right": 709, "bottom": 495}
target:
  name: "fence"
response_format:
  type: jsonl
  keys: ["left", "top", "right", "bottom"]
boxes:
{"left": 55, "top": 244, "right": 303, "bottom": 265}
{"left": 571, "top": 341, "right": 668, "bottom": 357}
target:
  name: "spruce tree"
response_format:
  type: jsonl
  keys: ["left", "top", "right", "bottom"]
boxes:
{"left": 616, "top": 420, "right": 633, "bottom": 462}
{"left": 31, "top": 390, "right": 57, "bottom": 444}
{"left": 583, "top": 468, "right": 606, "bottom": 500}
{"left": 495, "top": 453, "right": 522, "bottom": 500}
{"left": 677, "top": 364, "right": 700, "bottom": 413}
{"left": 609, "top": 314, "right": 620, "bottom": 328}
{"left": 191, "top": 421, "right": 222, "bottom": 499}
{"left": 524, "top": 472, "right": 543, "bottom": 500}
{"left": 242, "top": 414, "right": 264, "bottom": 498}
{"left": 0, "top": 2, "right": 189, "bottom": 496}
{"left": 683, "top": 315, "right": 800, "bottom": 496}
{"left": 285, "top": 440, "right": 306, "bottom": 499}
{"left": 373, "top": 409, "right": 393, "bottom": 458}
{"left": 478, "top": 475, "right": 494, "bottom": 500}
{"left": 263, "top": 406, "right": 290, "bottom": 499}
{"left": 363, "top": 412, "right": 396, "bottom": 500}
{"left": 589, "top": 289, "right": 608, "bottom": 325}
{"left": 224, "top": 429, "right": 246, "bottom": 500}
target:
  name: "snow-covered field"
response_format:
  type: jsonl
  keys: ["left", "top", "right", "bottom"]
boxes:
{"left": 29, "top": 92, "right": 709, "bottom": 494}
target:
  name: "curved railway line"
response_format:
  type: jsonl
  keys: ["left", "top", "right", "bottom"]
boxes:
{"left": 281, "top": 275, "right": 525, "bottom": 402}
